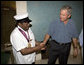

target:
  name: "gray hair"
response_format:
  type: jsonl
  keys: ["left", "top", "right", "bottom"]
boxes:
{"left": 61, "top": 5, "right": 72, "bottom": 15}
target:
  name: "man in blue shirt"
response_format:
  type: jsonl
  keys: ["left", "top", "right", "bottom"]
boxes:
{"left": 41, "top": 5, "right": 78, "bottom": 64}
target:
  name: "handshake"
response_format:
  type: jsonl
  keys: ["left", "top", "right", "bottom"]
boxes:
{"left": 36, "top": 42, "right": 46, "bottom": 50}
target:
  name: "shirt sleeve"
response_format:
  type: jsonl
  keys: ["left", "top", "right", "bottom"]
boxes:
{"left": 10, "top": 33, "right": 26, "bottom": 51}
{"left": 71, "top": 22, "right": 79, "bottom": 38}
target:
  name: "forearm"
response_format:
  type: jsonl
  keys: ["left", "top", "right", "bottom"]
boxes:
{"left": 43, "top": 34, "right": 50, "bottom": 44}
{"left": 20, "top": 46, "right": 41, "bottom": 55}
{"left": 72, "top": 38, "right": 79, "bottom": 57}
{"left": 35, "top": 40, "right": 40, "bottom": 46}
{"left": 72, "top": 38, "right": 78, "bottom": 48}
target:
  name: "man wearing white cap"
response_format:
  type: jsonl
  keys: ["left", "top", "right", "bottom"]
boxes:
{"left": 10, "top": 13, "right": 45, "bottom": 64}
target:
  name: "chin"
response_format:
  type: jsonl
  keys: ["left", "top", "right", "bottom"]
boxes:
{"left": 27, "top": 28, "right": 29, "bottom": 30}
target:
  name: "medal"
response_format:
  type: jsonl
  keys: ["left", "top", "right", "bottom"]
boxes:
{"left": 28, "top": 39, "right": 32, "bottom": 48}
{"left": 28, "top": 43, "right": 31, "bottom": 47}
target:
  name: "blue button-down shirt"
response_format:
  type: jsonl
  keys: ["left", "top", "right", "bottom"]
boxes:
{"left": 48, "top": 19, "right": 78, "bottom": 43}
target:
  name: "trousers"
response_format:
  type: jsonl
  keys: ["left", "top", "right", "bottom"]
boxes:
{"left": 48, "top": 40, "right": 71, "bottom": 64}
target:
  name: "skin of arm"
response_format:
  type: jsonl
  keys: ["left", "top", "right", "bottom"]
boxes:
{"left": 72, "top": 38, "right": 78, "bottom": 48}
{"left": 20, "top": 41, "right": 45, "bottom": 55}
{"left": 43, "top": 34, "right": 50, "bottom": 44}
{"left": 35, "top": 40, "right": 40, "bottom": 46}
{"left": 20, "top": 45, "right": 42, "bottom": 55}
{"left": 72, "top": 38, "right": 78, "bottom": 57}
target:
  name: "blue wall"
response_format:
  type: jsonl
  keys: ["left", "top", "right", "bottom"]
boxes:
{"left": 27, "top": 1, "right": 83, "bottom": 41}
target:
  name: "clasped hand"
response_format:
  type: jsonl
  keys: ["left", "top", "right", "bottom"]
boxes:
{"left": 40, "top": 43, "right": 46, "bottom": 50}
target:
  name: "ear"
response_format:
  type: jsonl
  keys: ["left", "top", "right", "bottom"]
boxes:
{"left": 18, "top": 23, "right": 21, "bottom": 25}
{"left": 68, "top": 14, "right": 71, "bottom": 18}
{"left": 18, "top": 22, "right": 23, "bottom": 26}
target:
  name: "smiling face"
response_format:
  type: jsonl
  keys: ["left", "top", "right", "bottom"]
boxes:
{"left": 60, "top": 5, "right": 72, "bottom": 22}
{"left": 60, "top": 9, "right": 70, "bottom": 22}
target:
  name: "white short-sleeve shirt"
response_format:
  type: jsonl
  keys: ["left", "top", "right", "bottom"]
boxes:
{"left": 10, "top": 26, "right": 36, "bottom": 64}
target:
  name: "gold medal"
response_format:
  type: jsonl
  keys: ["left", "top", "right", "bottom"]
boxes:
{"left": 28, "top": 43, "right": 31, "bottom": 48}
{"left": 28, "top": 39, "right": 32, "bottom": 48}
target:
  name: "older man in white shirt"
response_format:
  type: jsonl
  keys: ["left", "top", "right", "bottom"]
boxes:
{"left": 10, "top": 13, "right": 45, "bottom": 64}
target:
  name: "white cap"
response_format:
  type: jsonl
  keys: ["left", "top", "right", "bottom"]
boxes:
{"left": 14, "top": 13, "right": 28, "bottom": 20}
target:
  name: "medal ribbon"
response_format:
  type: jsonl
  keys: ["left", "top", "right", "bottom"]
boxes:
{"left": 18, "top": 28, "right": 30, "bottom": 42}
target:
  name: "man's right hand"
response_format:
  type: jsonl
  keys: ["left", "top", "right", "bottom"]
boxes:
{"left": 40, "top": 43, "right": 46, "bottom": 50}
{"left": 40, "top": 43, "right": 45, "bottom": 48}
